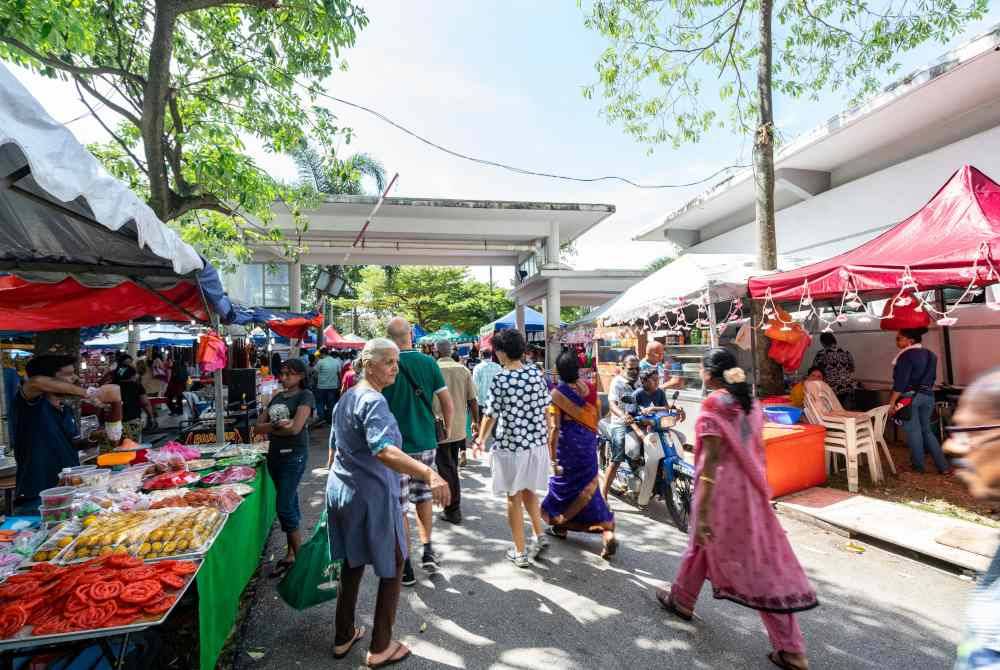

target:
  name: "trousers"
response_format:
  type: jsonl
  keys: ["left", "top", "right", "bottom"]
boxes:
{"left": 670, "top": 544, "right": 806, "bottom": 654}
{"left": 436, "top": 439, "right": 463, "bottom": 515}
{"left": 638, "top": 433, "right": 665, "bottom": 506}
{"left": 335, "top": 547, "right": 403, "bottom": 654}
{"left": 903, "top": 392, "right": 949, "bottom": 473}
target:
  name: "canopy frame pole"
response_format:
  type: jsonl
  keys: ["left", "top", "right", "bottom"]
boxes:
{"left": 129, "top": 276, "right": 205, "bottom": 323}
{"left": 749, "top": 298, "right": 759, "bottom": 397}
{"left": 212, "top": 314, "right": 225, "bottom": 447}
{"left": 936, "top": 289, "right": 955, "bottom": 385}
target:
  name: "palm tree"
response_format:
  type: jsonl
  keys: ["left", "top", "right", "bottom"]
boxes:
{"left": 291, "top": 142, "right": 392, "bottom": 320}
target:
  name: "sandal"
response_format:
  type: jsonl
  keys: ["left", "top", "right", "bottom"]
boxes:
{"left": 545, "top": 526, "right": 568, "bottom": 539}
{"left": 655, "top": 587, "right": 693, "bottom": 621}
{"left": 269, "top": 558, "right": 294, "bottom": 579}
{"left": 366, "top": 641, "right": 411, "bottom": 668}
{"left": 768, "top": 650, "right": 808, "bottom": 670}
{"left": 333, "top": 625, "right": 366, "bottom": 659}
{"left": 601, "top": 537, "right": 618, "bottom": 560}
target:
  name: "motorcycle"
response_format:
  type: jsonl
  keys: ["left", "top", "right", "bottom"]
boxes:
{"left": 597, "top": 391, "right": 695, "bottom": 532}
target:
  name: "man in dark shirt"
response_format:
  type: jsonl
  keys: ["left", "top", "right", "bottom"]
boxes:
{"left": 12, "top": 354, "right": 101, "bottom": 513}
{"left": 889, "top": 328, "right": 950, "bottom": 474}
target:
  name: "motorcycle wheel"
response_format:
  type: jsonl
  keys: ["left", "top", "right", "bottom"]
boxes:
{"left": 666, "top": 470, "right": 694, "bottom": 533}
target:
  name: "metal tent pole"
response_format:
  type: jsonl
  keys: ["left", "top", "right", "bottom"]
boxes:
{"left": 213, "top": 317, "right": 225, "bottom": 447}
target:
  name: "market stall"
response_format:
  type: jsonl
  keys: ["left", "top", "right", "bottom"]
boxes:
{"left": 749, "top": 165, "right": 1000, "bottom": 396}
{"left": 0, "top": 62, "right": 274, "bottom": 668}
{"left": 418, "top": 324, "right": 476, "bottom": 346}
{"left": 478, "top": 307, "right": 550, "bottom": 349}
{"left": 323, "top": 325, "right": 365, "bottom": 350}
{"left": 83, "top": 325, "right": 197, "bottom": 351}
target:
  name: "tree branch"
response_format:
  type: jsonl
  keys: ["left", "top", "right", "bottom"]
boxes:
{"left": 176, "top": 0, "right": 278, "bottom": 14}
{"left": 169, "top": 192, "right": 236, "bottom": 219}
{"left": 718, "top": 0, "right": 749, "bottom": 76}
{"left": 73, "top": 74, "right": 143, "bottom": 127}
{"left": 0, "top": 36, "right": 138, "bottom": 81}
{"left": 73, "top": 80, "right": 148, "bottom": 175}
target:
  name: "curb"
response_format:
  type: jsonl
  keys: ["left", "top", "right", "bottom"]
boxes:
{"left": 775, "top": 502, "right": 979, "bottom": 576}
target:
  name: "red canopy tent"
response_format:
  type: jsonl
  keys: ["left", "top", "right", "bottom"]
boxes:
{"left": 266, "top": 313, "right": 323, "bottom": 340}
{"left": 323, "top": 326, "right": 364, "bottom": 350}
{"left": 749, "top": 166, "right": 1000, "bottom": 302}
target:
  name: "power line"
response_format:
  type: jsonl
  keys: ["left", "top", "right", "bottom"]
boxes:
{"left": 264, "top": 65, "right": 749, "bottom": 190}
{"left": 316, "top": 90, "right": 748, "bottom": 189}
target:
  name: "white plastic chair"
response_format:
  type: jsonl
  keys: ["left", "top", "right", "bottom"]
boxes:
{"left": 806, "top": 381, "right": 896, "bottom": 476}
{"left": 803, "top": 381, "right": 890, "bottom": 491}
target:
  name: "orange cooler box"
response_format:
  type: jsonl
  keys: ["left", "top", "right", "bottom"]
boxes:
{"left": 762, "top": 422, "right": 826, "bottom": 498}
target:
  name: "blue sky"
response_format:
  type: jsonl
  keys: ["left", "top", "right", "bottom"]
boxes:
{"left": 11, "top": 1, "right": 1000, "bottom": 284}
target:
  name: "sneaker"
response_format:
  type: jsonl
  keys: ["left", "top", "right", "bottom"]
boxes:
{"left": 438, "top": 511, "right": 462, "bottom": 525}
{"left": 506, "top": 547, "right": 531, "bottom": 568}
{"left": 401, "top": 559, "right": 416, "bottom": 587}
{"left": 529, "top": 534, "right": 549, "bottom": 560}
{"left": 421, "top": 547, "right": 440, "bottom": 573}
{"left": 459, "top": 451, "right": 468, "bottom": 467}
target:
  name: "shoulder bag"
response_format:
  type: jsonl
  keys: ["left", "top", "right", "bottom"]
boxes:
{"left": 399, "top": 361, "right": 447, "bottom": 442}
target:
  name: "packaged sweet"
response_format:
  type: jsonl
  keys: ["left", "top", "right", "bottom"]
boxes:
{"left": 142, "top": 471, "right": 200, "bottom": 491}
{"left": 149, "top": 488, "right": 242, "bottom": 513}
{"left": 199, "top": 466, "right": 256, "bottom": 486}
{"left": 145, "top": 450, "right": 188, "bottom": 474}
{"left": 160, "top": 441, "right": 200, "bottom": 461}
{"left": 58, "top": 508, "right": 223, "bottom": 562}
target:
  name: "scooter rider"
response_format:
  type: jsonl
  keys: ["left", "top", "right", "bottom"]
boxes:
{"left": 633, "top": 368, "right": 685, "bottom": 511}
{"left": 602, "top": 354, "right": 641, "bottom": 503}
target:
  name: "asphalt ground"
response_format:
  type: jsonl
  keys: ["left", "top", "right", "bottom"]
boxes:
{"left": 233, "top": 424, "right": 971, "bottom": 670}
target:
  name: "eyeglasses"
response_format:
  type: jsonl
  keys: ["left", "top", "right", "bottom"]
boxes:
{"left": 945, "top": 424, "right": 1000, "bottom": 450}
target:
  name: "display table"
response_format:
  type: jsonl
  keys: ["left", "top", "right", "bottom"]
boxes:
{"left": 763, "top": 422, "right": 827, "bottom": 498}
{"left": 197, "top": 466, "right": 276, "bottom": 669}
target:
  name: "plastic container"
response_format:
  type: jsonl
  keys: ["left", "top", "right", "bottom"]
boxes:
{"left": 78, "top": 468, "right": 111, "bottom": 488}
{"left": 763, "top": 405, "right": 803, "bottom": 425}
{"left": 40, "top": 486, "right": 76, "bottom": 506}
{"left": 762, "top": 423, "right": 827, "bottom": 497}
{"left": 97, "top": 451, "right": 136, "bottom": 467}
{"left": 39, "top": 503, "right": 75, "bottom": 525}
{"left": 59, "top": 465, "right": 97, "bottom": 487}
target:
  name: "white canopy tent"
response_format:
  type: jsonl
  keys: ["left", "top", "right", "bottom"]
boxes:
{"left": 602, "top": 253, "right": 813, "bottom": 324}
{"left": 83, "top": 324, "right": 197, "bottom": 350}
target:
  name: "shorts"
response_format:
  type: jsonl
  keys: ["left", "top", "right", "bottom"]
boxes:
{"left": 398, "top": 473, "right": 411, "bottom": 514}
{"left": 608, "top": 424, "right": 631, "bottom": 464}
{"left": 407, "top": 449, "right": 437, "bottom": 504}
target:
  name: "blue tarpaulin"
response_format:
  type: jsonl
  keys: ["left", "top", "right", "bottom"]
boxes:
{"left": 228, "top": 305, "right": 319, "bottom": 326}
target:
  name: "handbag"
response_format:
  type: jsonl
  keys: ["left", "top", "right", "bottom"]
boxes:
{"left": 398, "top": 362, "right": 447, "bottom": 442}
{"left": 277, "top": 510, "right": 341, "bottom": 610}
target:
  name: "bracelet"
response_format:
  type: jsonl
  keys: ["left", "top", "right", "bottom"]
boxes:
{"left": 699, "top": 475, "right": 716, "bottom": 484}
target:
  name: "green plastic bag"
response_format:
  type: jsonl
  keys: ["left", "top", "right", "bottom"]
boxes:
{"left": 277, "top": 510, "right": 341, "bottom": 610}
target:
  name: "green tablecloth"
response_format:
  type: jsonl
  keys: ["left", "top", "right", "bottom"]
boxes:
{"left": 197, "top": 467, "right": 276, "bottom": 670}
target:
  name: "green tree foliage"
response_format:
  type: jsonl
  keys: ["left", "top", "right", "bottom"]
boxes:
{"left": 0, "top": 0, "right": 367, "bottom": 266}
{"left": 644, "top": 255, "right": 675, "bottom": 274}
{"left": 581, "top": 0, "right": 987, "bottom": 147}
{"left": 291, "top": 143, "right": 387, "bottom": 196}
{"left": 331, "top": 266, "right": 513, "bottom": 334}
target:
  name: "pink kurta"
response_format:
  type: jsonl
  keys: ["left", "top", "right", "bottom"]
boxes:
{"left": 682, "top": 390, "right": 818, "bottom": 613}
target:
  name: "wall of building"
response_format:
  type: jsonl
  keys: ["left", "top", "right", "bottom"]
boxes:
{"left": 692, "top": 123, "right": 1000, "bottom": 260}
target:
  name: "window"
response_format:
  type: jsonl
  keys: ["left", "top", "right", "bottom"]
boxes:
{"left": 224, "top": 263, "right": 290, "bottom": 307}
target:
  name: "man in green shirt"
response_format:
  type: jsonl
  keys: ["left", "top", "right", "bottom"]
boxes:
{"left": 383, "top": 317, "right": 454, "bottom": 586}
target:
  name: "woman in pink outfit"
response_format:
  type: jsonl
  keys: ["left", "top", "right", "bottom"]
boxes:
{"left": 657, "top": 348, "right": 817, "bottom": 670}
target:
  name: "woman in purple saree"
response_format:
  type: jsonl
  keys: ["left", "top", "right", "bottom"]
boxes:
{"left": 541, "top": 351, "right": 617, "bottom": 559}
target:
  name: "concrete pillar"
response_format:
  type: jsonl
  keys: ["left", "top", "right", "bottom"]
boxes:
{"left": 289, "top": 262, "right": 302, "bottom": 312}
{"left": 127, "top": 321, "right": 140, "bottom": 359}
{"left": 289, "top": 262, "right": 302, "bottom": 357}
{"left": 515, "top": 302, "right": 526, "bottom": 333}
{"left": 546, "top": 277, "right": 560, "bottom": 371}
{"left": 545, "top": 220, "right": 560, "bottom": 269}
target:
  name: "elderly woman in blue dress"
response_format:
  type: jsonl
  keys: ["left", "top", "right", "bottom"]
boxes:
{"left": 326, "top": 337, "right": 450, "bottom": 668}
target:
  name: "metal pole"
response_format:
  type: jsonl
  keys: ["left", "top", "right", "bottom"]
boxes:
{"left": 936, "top": 289, "right": 955, "bottom": 385}
{"left": 749, "top": 298, "right": 759, "bottom": 398}
{"left": 213, "top": 317, "right": 225, "bottom": 447}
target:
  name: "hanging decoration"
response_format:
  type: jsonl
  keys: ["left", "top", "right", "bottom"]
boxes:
{"left": 755, "top": 242, "right": 1000, "bottom": 331}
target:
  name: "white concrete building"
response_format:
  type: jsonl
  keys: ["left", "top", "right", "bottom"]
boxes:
{"left": 635, "top": 24, "right": 1000, "bottom": 260}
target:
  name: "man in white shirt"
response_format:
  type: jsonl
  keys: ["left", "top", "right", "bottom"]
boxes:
{"left": 602, "top": 354, "right": 641, "bottom": 502}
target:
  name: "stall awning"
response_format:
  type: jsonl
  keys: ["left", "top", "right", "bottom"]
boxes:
{"left": 749, "top": 165, "right": 1000, "bottom": 302}
{"left": 324, "top": 326, "right": 364, "bottom": 350}
{"left": 0, "top": 63, "right": 236, "bottom": 329}
{"left": 603, "top": 253, "right": 812, "bottom": 324}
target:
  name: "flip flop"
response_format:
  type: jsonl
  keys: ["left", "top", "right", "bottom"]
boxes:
{"left": 268, "top": 558, "right": 294, "bottom": 579}
{"left": 655, "top": 587, "right": 693, "bottom": 621}
{"left": 366, "top": 641, "right": 411, "bottom": 668}
{"left": 333, "top": 625, "right": 366, "bottom": 659}
{"left": 545, "top": 526, "right": 568, "bottom": 539}
{"left": 768, "top": 651, "right": 808, "bottom": 670}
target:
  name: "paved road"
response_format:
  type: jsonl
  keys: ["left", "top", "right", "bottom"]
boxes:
{"left": 235, "top": 427, "right": 971, "bottom": 670}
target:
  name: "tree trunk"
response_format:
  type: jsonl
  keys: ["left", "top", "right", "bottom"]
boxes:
{"left": 351, "top": 307, "right": 359, "bottom": 334}
{"left": 753, "top": 0, "right": 783, "bottom": 395}
{"left": 143, "top": 2, "right": 178, "bottom": 220}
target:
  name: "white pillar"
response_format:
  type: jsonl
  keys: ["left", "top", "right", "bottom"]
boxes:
{"left": 127, "top": 321, "right": 140, "bottom": 359}
{"left": 546, "top": 277, "right": 560, "bottom": 371}
{"left": 515, "top": 302, "right": 526, "bottom": 333}
{"left": 289, "top": 262, "right": 302, "bottom": 357}
{"left": 545, "top": 220, "right": 560, "bottom": 269}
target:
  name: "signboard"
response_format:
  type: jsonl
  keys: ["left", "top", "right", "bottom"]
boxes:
{"left": 182, "top": 423, "right": 249, "bottom": 445}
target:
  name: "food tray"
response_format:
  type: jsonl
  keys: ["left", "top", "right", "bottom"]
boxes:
{"left": 184, "top": 459, "right": 217, "bottom": 472}
{"left": 0, "top": 559, "right": 202, "bottom": 652}
{"left": 144, "top": 519, "right": 226, "bottom": 563}
{"left": 56, "top": 509, "right": 224, "bottom": 564}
